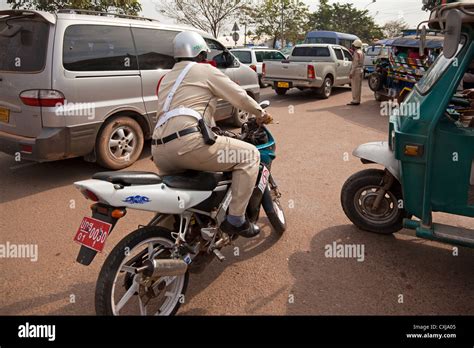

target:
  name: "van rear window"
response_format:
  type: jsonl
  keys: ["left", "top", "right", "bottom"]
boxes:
{"left": 292, "top": 47, "right": 330, "bottom": 57}
{"left": 63, "top": 25, "right": 138, "bottom": 71}
{"left": 0, "top": 17, "right": 49, "bottom": 72}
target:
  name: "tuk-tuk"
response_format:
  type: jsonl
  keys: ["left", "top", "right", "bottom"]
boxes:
{"left": 341, "top": 0, "right": 474, "bottom": 248}
{"left": 368, "top": 34, "right": 443, "bottom": 102}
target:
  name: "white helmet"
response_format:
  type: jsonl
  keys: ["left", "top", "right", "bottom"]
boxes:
{"left": 173, "top": 31, "right": 211, "bottom": 59}
{"left": 352, "top": 39, "right": 363, "bottom": 48}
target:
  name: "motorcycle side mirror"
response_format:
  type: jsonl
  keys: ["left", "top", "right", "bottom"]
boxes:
{"left": 443, "top": 9, "right": 462, "bottom": 59}
{"left": 260, "top": 100, "right": 270, "bottom": 109}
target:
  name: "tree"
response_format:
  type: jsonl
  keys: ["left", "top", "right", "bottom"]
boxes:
{"left": 6, "top": 0, "right": 142, "bottom": 15}
{"left": 249, "top": 0, "right": 310, "bottom": 48}
{"left": 308, "top": 0, "right": 382, "bottom": 43}
{"left": 157, "top": 0, "right": 250, "bottom": 38}
{"left": 382, "top": 19, "right": 409, "bottom": 38}
{"left": 422, "top": 0, "right": 438, "bottom": 11}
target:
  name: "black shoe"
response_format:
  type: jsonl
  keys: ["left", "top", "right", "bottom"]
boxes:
{"left": 347, "top": 102, "right": 360, "bottom": 105}
{"left": 220, "top": 219, "right": 260, "bottom": 238}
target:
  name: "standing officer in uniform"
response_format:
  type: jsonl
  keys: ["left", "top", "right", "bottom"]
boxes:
{"left": 152, "top": 31, "right": 270, "bottom": 238}
{"left": 348, "top": 39, "right": 365, "bottom": 106}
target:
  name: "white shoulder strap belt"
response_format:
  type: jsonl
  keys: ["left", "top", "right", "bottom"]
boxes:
{"left": 155, "top": 62, "right": 202, "bottom": 130}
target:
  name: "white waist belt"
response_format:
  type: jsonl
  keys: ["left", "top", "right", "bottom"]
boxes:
{"left": 155, "top": 107, "right": 202, "bottom": 129}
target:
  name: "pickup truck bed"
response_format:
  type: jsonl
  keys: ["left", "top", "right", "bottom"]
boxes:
{"left": 262, "top": 44, "right": 353, "bottom": 98}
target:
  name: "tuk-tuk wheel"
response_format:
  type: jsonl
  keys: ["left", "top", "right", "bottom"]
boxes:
{"left": 341, "top": 169, "right": 408, "bottom": 234}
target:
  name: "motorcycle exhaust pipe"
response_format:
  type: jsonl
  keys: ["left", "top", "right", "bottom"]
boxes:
{"left": 141, "top": 259, "right": 188, "bottom": 278}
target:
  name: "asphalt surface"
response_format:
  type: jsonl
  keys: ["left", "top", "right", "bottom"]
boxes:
{"left": 1, "top": 82, "right": 473, "bottom": 315}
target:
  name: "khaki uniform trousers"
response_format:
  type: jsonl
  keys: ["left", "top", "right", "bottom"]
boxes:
{"left": 351, "top": 68, "right": 363, "bottom": 104}
{"left": 152, "top": 131, "right": 260, "bottom": 217}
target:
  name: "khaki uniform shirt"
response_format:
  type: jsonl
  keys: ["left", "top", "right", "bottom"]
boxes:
{"left": 154, "top": 61, "right": 263, "bottom": 147}
{"left": 351, "top": 49, "right": 364, "bottom": 74}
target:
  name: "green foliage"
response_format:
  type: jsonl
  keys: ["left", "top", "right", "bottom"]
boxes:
{"left": 6, "top": 0, "right": 142, "bottom": 15}
{"left": 249, "top": 0, "right": 310, "bottom": 48}
{"left": 308, "top": 0, "right": 383, "bottom": 42}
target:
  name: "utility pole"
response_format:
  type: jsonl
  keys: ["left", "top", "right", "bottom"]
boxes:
{"left": 244, "top": 22, "right": 247, "bottom": 46}
{"left": 280, "top": 2, "right": 284, "bottom": 49}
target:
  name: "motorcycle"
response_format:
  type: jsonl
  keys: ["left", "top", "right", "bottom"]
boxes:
{"left": 72, "top": 100, "right": 286, "bottom": 315}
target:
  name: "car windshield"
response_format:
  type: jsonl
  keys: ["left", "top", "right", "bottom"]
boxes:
{"left": 255, "top": 50, "right": 286, "bottom": 62}
{"left": 416, "top": 42, "right": 465, "bottom": 94}
{"left": 232, "top": 50, "right": 252, "bottom": 64}
{"left": 366, "top": 46, "right": 381, "bottom": 56}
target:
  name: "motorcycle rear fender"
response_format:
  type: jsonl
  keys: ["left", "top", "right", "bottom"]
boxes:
{"left": 353, "top": 141, "right": 401, "bottom": 181}
{"left": 74, "top": 179, "right": 212, "bottom": 214}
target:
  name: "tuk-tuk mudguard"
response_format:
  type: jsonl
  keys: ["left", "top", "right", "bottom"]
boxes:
{"left": 353, "top": 141, "right": 401, "bottom": 181}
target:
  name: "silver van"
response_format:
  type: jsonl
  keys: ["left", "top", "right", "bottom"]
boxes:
{"left": 0, "top": 9, "right": 260, "bottom": 169}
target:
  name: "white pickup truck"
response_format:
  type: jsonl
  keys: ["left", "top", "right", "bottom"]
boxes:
{"left": 262, "top": 44, "right": 353, "bottom": 98}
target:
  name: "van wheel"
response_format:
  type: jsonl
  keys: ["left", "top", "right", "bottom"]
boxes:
{"left": 96, "top": 116, "right": 144, "bottom": 170}
{"left": 317, "top": 76, "right": 333, "bottom": 99}
{"left": 232, "top": 108, "right": 250, "bottom": 127}
{"left": 275, "top": 88, "right": 287, "bottom": 96}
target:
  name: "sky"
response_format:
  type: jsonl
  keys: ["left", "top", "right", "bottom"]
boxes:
{"left": 140, "top": 0, "right": 429, "bottom": 29}
{"left": 0, "top": 0, "right": 430, "bottom": 32}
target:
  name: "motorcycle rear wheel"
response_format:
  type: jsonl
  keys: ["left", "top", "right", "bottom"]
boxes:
{"left": 95, "top": 226, "right": 188, "bottom": 316}
{"left": 263, "top": 187, "right": 287, "bottom": 235}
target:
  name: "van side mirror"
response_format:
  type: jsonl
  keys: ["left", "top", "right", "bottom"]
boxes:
{"left": 444, "top": 9, "right": 462, "bottom": 59}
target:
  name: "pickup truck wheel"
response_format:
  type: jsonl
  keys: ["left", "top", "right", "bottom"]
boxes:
{"left": 259, "top": 76, "right": 268, "bottom": 88}
{"left": 317, "top": 77, "right": 333, "bottom": 99}
{"left": 96, "top": 116, "right": 144, "bottom": 170}
{"left": 275, "top": 87, "right": 288, "bottom": 96}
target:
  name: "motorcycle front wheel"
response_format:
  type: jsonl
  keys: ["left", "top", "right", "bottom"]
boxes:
{"left": 95, "top": 226, "right": 188, "bottom": 316}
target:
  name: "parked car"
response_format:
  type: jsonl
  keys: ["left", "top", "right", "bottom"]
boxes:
{"left": 363, "top": 44, "right": 382, "bottom": 77}
{"left": 230, "top": 47, "right": 286, "bottom": 87}
{"left": 0, "top": 9, "right": 260, "bottom": 169}
{"left": 262, "top": 44, "right": 353, "bottom": 98}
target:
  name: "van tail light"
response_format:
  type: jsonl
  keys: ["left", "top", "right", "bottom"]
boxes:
{"left": 307, "top": 65, "right": 315, "bottom": 79}
{"left": 20, "top": 90, "right": 65, "bottom": 107}
{"left": 262, "top": 63, "right": 266, "bottom": 77}
{"left": 20, "top": 144, "right": 33, "bottom": 154}
{"left": 250, "top": 64, "right": 257, "bottom": 72}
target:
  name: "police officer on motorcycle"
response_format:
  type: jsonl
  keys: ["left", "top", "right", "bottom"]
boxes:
{"left": 152, "top": 31, "right": 270, "bottom": 238}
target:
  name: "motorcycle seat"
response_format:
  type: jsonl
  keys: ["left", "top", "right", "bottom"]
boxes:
{"left": 162, "top": 171, "right": 232, "bottom": 191}
{"left": 92, "top": 171, "right": 162, "bottom": 186}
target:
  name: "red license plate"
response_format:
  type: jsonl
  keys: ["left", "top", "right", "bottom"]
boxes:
{"left": 73, "top": 217, "right": 112, "bottom": 252}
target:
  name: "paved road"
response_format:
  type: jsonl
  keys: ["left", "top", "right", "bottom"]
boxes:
{"left": 1, "top": 83, "right": 473, "bottom": 315}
